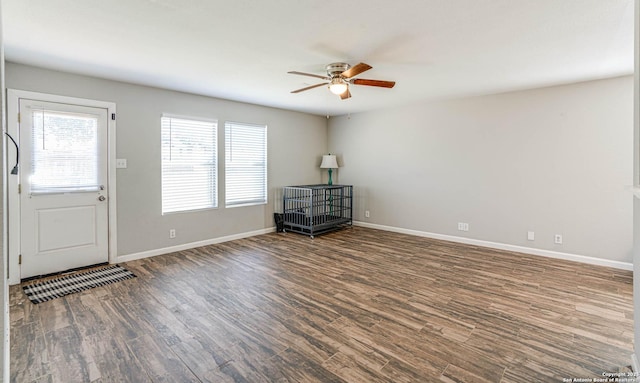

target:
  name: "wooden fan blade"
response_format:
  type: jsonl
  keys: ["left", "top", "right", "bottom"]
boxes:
{"left": 340, "top": 88, "right": 352, "bottom": 100}
{"left": 291, "top": 83, "right": 327, "bottom": 93}
{"left": 341, "top": 62, "right": 372, "bottom": 79}
{"left": 288, "top": 71, "right": 330, "bottom": 80}
{"left": 352, "top": 78, "right": 396, "bottom": 88}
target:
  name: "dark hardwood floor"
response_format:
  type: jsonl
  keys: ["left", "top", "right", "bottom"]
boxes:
{"left": 9, "top": 227, "right": 634, "bottom": 382}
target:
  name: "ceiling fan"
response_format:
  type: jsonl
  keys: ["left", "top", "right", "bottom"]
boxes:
{"left": 288, "top": 62, "right": 395, "bottom": 100}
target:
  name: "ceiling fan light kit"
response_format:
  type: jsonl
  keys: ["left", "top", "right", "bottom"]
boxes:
{"left": 288, "top": 62, "right": 395, "bottom": 100}
{"left": 329, "top": 77, "right": 348, "bottom": 95}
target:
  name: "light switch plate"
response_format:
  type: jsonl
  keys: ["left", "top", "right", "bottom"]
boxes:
{"left": 116, "top": 158, "right": 127, "bottom": 169}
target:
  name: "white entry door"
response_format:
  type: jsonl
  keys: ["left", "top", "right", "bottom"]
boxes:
{"left": 20, "top": 99, "right": 109, "bottom": 279}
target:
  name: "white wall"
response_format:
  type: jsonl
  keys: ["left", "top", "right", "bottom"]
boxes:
{"left": 632, "top": 0, "right": 639, "bottom": 371}
{"left": 329, "top": 76, "right": 634, "bottom": 264}
{"left": 0, "top": 1, "right": 8, "bottom": 380}
{"left": 5, "top": 63, "right": 327, "bottom": 258}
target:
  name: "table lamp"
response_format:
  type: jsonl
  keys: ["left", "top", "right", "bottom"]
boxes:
{"left": 320, "top": 154, "right": 339, "bottom": 185}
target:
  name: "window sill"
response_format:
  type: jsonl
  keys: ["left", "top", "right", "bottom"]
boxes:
{"left": 162, "top": 206, "right": 219, "bottom": 215}
{"left": 225, "top": 201, "right": 267, "bottom": 209}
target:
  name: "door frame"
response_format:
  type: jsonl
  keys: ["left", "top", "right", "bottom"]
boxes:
{"left": 6, "top": 89, "right": 118, "bottom": 285}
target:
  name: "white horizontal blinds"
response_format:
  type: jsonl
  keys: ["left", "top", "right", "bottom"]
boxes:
{"left": 31, "top": 109, "right": 100, "bottom": 193}
{"left": 225, "top": 122, "right": 267, "bottom": 207}
{"left": 161, "top": 116, "right": 217, "bottom": 214}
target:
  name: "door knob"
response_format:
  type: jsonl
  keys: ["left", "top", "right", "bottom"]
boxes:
{"left": 98, "top": 195, "right": 106, "bottom": 202}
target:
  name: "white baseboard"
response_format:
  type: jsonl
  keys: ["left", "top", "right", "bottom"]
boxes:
{"left": 353, "top": 221, "right": 633, "bottom": 271}
{"left": 118, "top": 221, "right": 632, "bottom": 271}
{"left": 632, "top": 353, "right": 640, "bottom": 380}
{"left": 117, "top": 227, "right": 275, "bottom": 263}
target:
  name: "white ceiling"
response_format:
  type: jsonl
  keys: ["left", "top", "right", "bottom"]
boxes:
{"left": 2, "top": 0, "right": 635, "bottom": 116}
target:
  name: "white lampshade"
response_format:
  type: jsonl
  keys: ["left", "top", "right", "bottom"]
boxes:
{"left": 320, "top": 154, "right": 339, "bottom": 169}
{"left": 328, "top": 78, "right": 348, "bottom": 95}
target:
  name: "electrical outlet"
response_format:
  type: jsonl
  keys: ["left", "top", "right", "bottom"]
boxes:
{"left": 554, "top": 234, "right": 562, "bottom": 244}
{"left": 169, "top": 229, "right": 176, "bottom": 239}
{"left": 365, "top": 210, "right": 370, "bottom": 218}
{"left": 527, "top": 231, "right": 535, "bottom": 241}
{"left": 458, "top": 222, "right": 469, "bottom": 232}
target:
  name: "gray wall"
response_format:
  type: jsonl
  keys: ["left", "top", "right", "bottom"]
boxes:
{"left": 329, "top": 76, "right": 634, "bottom": 263}
{"left": 5, "top": 63, "right": 327, "bottom": 256}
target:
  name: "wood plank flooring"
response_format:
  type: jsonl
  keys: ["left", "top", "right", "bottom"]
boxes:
{"left": 9, "top": 227, "right": 634, "bottom": 382}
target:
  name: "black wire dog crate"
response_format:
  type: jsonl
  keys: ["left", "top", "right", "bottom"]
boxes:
{"left": 282, "top": 184, "right": 353, "bottom": 238}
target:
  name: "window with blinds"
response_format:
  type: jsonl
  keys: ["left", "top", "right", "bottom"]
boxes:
{"left": 225, "top": 122, "right": 267, "bottom": 207}
{"left": 161, "top": 116, "right": 217, "bottom": 214}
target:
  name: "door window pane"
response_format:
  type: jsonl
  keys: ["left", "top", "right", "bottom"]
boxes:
{"left": 31, "top": 110, "right": 100, "bottom": 193}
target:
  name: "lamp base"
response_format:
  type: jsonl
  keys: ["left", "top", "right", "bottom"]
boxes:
{"left": 327, "top": 169, "right": 333, "bottom": 185}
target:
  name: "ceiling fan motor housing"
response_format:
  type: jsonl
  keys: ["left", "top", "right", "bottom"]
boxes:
{"left": 326, "top": 62, "right": 350, "bottom": 78}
